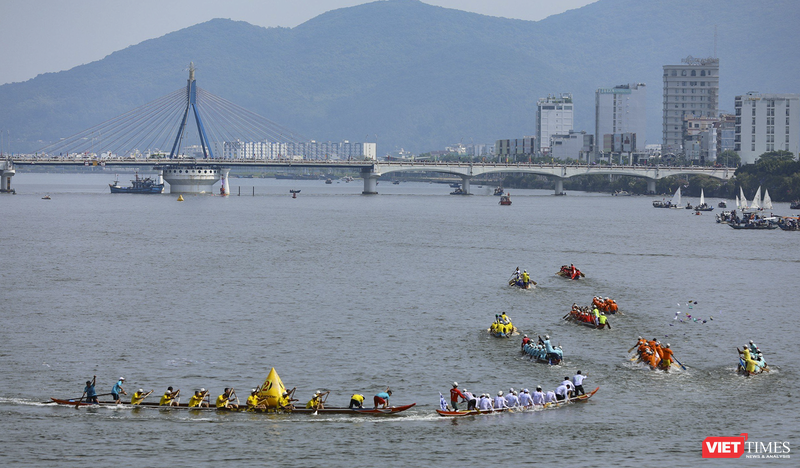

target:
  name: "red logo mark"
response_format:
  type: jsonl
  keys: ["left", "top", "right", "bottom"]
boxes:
{"left": 702, "top": 433, "right": 748, "bottom": 458}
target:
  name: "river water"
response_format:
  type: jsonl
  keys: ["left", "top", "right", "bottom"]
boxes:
{"left": 0, "top": 172, "right": 797, "bottom": 467}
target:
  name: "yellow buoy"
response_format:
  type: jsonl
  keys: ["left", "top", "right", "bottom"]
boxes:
{"left": 177, "top": 195, "right": 184, "bottom": 201}
{"left": 257, "top": 367, "right": 286, "bottom": 408}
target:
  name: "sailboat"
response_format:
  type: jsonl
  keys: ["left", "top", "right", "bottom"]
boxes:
{"left": 653, "top": 186, "right": 681, "bottom": 208}
{"left": 762, "top": 189, "right": 773, "bottom": 210}
{"left": 739, "top": 187, "right": 748, "bottom": 211}
{"left": 695, "top": 188, "right": 714, "bottom": 211}
{"left": 750, "top": 186, "right": 761, "bottom": 211}
{"left": 670, "top": 187, "right": 682, "bottom": 209}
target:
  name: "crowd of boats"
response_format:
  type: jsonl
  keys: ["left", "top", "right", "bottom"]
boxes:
{"left": 654, "top": 185, "right": 799, "bottom": 230}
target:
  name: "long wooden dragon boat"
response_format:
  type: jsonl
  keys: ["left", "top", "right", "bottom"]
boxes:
{"left": 49, "top": 398, "right": 416, "bottom": 415}
{"left": 435, "top": 387, "right": 598, "bottom": 417}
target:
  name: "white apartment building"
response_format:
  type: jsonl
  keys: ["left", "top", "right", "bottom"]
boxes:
{"left": 662, "top": 56, "right": 719, "bottom": 155}
{"left": 595, "top": 83, "right": 646, "bottom": 159}
{"left": 734, "top": 92, "right": 799, "bottom": 164}
{"left": 537, "top": 93, "right": 573, "bottom": 154}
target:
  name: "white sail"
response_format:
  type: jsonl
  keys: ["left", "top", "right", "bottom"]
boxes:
{"left": 735, "top": 195, "right": 740, "bottom": 210}
{"left": 751, "top": 186, "right": 761, "bottom": 210}
{"left": 739, "top": 187, "right": 748, "bottom": 210}
{"left": 700, "top": 188, "right": 705, "bottom": 206}
{"left": 763, "top": 189, "right": 773, "bottom": 210}
{"left": 670, "top": 187, "right": 681, "bottom": 207}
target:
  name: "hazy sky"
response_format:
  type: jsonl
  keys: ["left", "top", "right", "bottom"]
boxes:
{"left": 0, "top": 0, "right": 594, "bottom": 85}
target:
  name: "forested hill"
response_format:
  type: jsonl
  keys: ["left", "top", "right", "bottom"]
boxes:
{"left": 1, "top": 0, "right": 799, "bottom": 154}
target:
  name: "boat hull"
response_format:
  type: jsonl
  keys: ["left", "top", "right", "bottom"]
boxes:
{"left": 109, "top": 185, "right": 164, "bottom": 194}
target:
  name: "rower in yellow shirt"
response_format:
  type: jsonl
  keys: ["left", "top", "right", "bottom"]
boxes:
{"left": 246, "top": 388, "right": 266, "bottom": 410}
{"left": 279, "top": 388, "right": 297, "bottom": 410}
{"left": 130, "top": 389, "right": 153, "bottom": 405}
{"left": 305, "top": 390, "right": 329, "bottom": 410}
{"left": 216, "top": 388, "right": 238, "bottom": 409}
{"left": 188, "top": 388, "right": 209, "bottom": 408}
{"left": 159, "top": 387, "right": 181, "bottom": 406}
{"left": 349, "top": 393, "right": 365, "bottom": 409}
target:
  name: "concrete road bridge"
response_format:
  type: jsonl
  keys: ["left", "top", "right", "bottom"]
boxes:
{"left": 2, "top": 158, "right": 734, "bottom": 195}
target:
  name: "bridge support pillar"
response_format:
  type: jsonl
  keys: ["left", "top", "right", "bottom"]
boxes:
{"left": 461, "top": 176, "right": 471, "bottom": 195}
{"left": 647, "top": 179, "right": 656, "bottom": 194}
{"left": 219, "top": 167, "right": 230, "bottom": 196}
{"left": 361, "top": 168, "right": 378, "bottom": 194}
{"left": 0, "top": 161, "right": 15, "bottom": 193}
{"left": 554, "top": 177, "right": 564, "bottom": 195}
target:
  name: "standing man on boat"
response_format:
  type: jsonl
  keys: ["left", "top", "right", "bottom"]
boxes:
{"left": 159, "top": 386, "right": 181, "bottom": 406}
{"left": 111, "top": 377, "right": 127, "bottom": 404}
{"left": 373, "top": 388, "right": 392, "bottom": 409}
{"left": 449, "top": 382, "right": 467, "bottom": 411}
{"left": 189, "top": 389, "right": 209, "bottom": 408}
{"left": 572, "top": 371, "right": 587, "bottom": 397}
{"left": 81, "top": 375, "right": 98, "bottom": 404}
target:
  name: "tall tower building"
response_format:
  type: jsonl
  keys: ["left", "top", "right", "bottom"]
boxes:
{"left": 595, "top": 83, "right": 647, "bottom": 159}
{"left": 734, "top": 92, "right": 799, "bottom": 165}
{"left": 537, "top": 93, "right": 573, "bottom": 154}
{"left": 662, "top": 56, "right": 719, "bottom": 155}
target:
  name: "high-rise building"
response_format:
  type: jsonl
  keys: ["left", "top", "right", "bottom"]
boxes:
{"left": 595, "top": 83, "right": 646, "bottom": 160}
{"left": 715, "top": 114, "right": 736, "bottom": 158}
{"left": 537, "top": 94, "right": 573, "bottom": 154}
{"left": 662, "top": 56, "right": 719, "bottom": 155}
{"left": 734, "top": 92, "right": 800, "bottom": 164}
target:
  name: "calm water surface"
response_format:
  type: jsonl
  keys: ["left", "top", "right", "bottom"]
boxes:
{"left": 0, "top": 172, "right": 798, "bottom": 467}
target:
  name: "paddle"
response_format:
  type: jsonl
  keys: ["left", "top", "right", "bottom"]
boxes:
{"left": 627, "top": 343, "right": 639, "bottom": 353}
{"left": 672, "top": 356, "right": 686, "bottom": 370}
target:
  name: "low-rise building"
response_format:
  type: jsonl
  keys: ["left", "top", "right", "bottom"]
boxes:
{"left": 550, "top": 130, "right": 592, "bottom": 161}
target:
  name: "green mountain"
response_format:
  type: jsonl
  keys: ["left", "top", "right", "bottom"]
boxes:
{"left": 1, "top": 0, "right": 799, "bottom": 154}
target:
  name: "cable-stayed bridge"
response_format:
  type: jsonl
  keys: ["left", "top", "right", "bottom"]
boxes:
{"left": 0, "top": 64, "right": 734, "bottom": 194}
